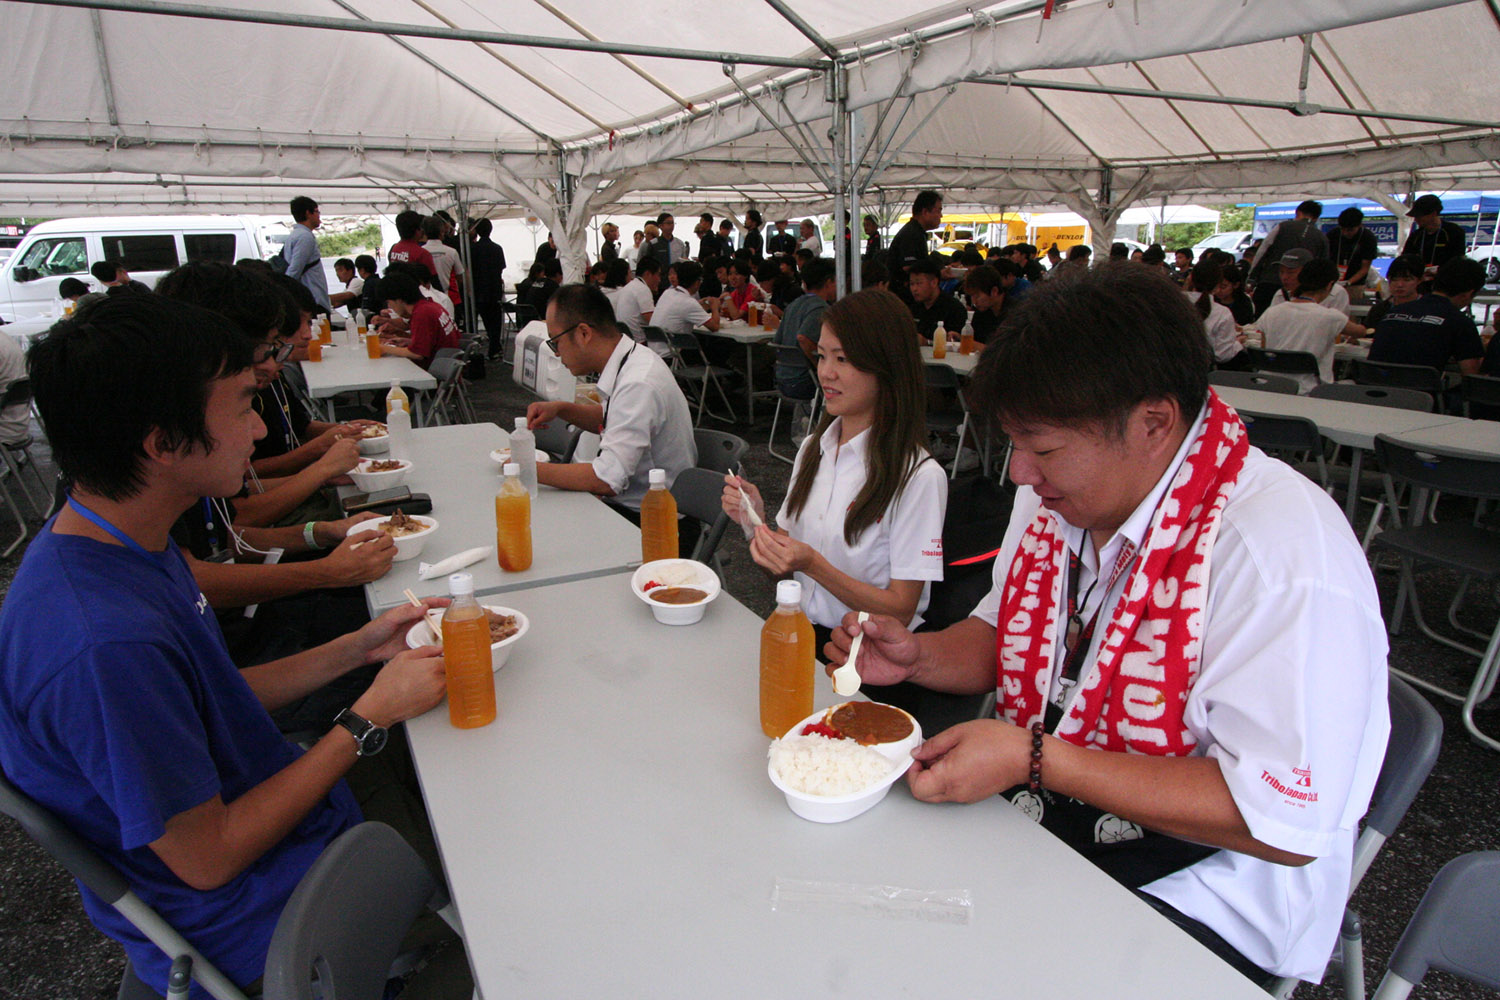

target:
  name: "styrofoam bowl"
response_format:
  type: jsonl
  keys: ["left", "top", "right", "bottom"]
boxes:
{"left": 405, "top": 605, "right": 529, "bottom": 673}
{"left": 357, "top": 429, "right": 390, "bottom": 455}
{"left": 348, "top": 458, "right": 412, "bottom": 492}
{"left": 767, "top": 703, "right": 923, "bottom": 823}
{"left": 630, "top": 559, "right": 721, "bottom": 625}
{"left": 489, "top": 448, "right": 551, "bottom": 467}
{"left": 347, "top": 513, "right": 437, "bottom": 562}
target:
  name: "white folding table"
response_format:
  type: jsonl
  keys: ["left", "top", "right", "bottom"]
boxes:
{"left": 351, "top": 422, "right": 641, "bottom": 613}
{"left": 406, "top": 573, "right": 1269, "bottom": 1000}
{"left": 298, "top": 343, "right": 437, "bottom": 424}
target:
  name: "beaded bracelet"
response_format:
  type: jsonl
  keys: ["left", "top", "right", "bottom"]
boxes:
{"left": 1029, "top": 722, "right": 1044, "bottom": 793}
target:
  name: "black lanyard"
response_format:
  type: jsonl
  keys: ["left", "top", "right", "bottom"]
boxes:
{"left": 1059, "top": 531, "right": 1139, "bottom": 691}
{"left": 600, "top": 341, "right": 637, "bottom": 430}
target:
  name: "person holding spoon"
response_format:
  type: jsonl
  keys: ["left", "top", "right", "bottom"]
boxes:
{"left": 722, "top": 288, "right": 947, "bottom": 650}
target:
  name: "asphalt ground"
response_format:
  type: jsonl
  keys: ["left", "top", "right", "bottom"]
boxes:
{"left": 1, "top": 351, "right": 1497, "bottom": 999}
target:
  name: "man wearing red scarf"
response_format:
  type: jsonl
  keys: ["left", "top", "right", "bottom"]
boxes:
{"left": 827, "top": 264, "right": 1388, "bottom": 986}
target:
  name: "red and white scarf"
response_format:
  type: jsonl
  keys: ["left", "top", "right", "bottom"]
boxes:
{"left": 995, "top": 390, "right": 1248, "bottom": 755}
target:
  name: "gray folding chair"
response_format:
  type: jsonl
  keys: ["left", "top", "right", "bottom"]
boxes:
{"left": 533, "top": 420, "right": 582, "bottom": 463}
{"left": 262, "top": 822, "right": 447, "bottom": 1000}
{"left": 669, "top": 466, "right": 733, "bottom": 580}
{"left": 1371, "top": 434, "right": 1500, "bottom": 750}
{"left": 0, "top": 766, "right": 252, "bottom": 1000}
{"left": 1237, "top": 410, "right": 1330, "bottom": 491}
{"left": 1459, "top": 372, "right": 1500, "bottom": 418}
{"left": 767, "top": 343, "right": 820, "bottom": 465}
{"left": 426, "top": 357, "right": 475, "bottom": 425}
{"left": 1351, "top": 358, "right": 1445, "bottom": 411}
{"left": 1270, "top": 677, "right": 1443, "bottom": 1000}
{"left": 665, "top": 329, "right": 737, "bottom": 426}
{"left": 1208, "top": 370, "right": 1301, "bottom": 395}
{"left": 0, "top": 377, "right": 56, "bottom": 519}
{"left": 692, "top": 428, "right": 748, "bottom": 474}
{"left": 1370, "top": 851, "right": 1500, "bottom": 999}
{"left": 1245, "top": 346, "right": 1322, "bottom": 384}
{"left": 1310, "top": 383, "right": 1434, "bottom": 412}
{"left": 925, "top": 363, "right": 976, "bottom": 480}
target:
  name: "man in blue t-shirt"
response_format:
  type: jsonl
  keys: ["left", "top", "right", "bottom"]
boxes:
{"left": 0, "top": 294, "right": 457, "bottom": 998}
{"left": 1369, "top": 257, "right": 1486, "bottom": 375}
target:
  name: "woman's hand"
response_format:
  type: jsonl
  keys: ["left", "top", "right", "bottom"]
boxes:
{"left": 749, "top": 525, "right": 814, "bottom": 575}
{"left": 720, "top": 473, "right": 766, "bottom": 526}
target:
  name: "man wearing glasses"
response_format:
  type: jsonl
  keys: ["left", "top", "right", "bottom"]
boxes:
{"left": 525, "top": 284, "right": 696, "bottom": 513}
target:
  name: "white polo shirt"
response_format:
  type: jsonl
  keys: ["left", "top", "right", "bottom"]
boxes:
{"left": 776, "top": 420, "right": 947, "bottom": 629}
{"left": 651, "top": 285, "right": 709, "bottom": 335}
{"left": 1272, "top": 281, "right": 1351, "bottom": 317}
{"left": 1259, "top": 300, "right": 1347, "bottom": 391}
{"left": 611, "top": 278, "right": 656, "bottom": 345}
{"left": 1184, "top": 290, "right": 1241, "bottom": 364}
{"left": 591, "top": 336, "right": 697, "bottom": 510}
{"left": 972, "top": 409, "right": 1389, "bottom": 981}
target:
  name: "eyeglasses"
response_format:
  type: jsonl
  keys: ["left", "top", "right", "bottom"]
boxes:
{"left": 546, "top": 323, "right": 581, "bottom": 355}
{"left": 254, "top": 340, "right": 295, "bottom": 364}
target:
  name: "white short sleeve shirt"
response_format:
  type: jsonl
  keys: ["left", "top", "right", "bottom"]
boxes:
{"left": 611, "top": 279, "right": 656, "bottom": 344}
{"left": 650, "top": 285, "right": 710, "bottom": 335}
{"left": 776, "top": 420, "right": 947, "bottom": 629}
{"left": 970, "top": 417, "right": 1388, "bottom": 981}
{"left": 591, "top": 337, "right": 697, "bottom": 509}
{"left": 1272, "top": 282, "right": 1351, "bottom": 317}
{"left": 1259, "top": 300, "right": 1348, "bottom": 390}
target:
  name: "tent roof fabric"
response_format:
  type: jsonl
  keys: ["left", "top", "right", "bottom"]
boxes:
{"left": 0, "top": 0, "right": 1495, "bottom": 217}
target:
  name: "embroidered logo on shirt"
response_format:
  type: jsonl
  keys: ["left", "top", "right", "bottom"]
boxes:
{"left": 195, "top": 592, "right": 210, "bottom": 616}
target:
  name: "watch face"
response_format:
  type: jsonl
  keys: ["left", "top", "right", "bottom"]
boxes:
{"left": 362, "top": 726, "right": 389, "bottom": 757}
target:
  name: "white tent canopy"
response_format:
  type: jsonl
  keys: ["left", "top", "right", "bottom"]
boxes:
{"left": 1, "top": 0, "right": 1497, "bottom": 269}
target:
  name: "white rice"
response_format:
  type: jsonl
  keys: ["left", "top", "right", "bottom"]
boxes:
{"left": 769, "top": 734, "right": 896, "bottom": 796}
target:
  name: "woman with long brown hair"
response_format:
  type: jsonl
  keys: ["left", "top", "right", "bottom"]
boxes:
{"left": 723, "top": 288, "right": 947, "bottom": 644}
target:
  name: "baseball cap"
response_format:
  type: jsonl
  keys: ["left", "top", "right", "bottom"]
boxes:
{"left": 1407, "top": 194, "right": 1443, "bottom": 217}
{"left": 1278, "top": 248, "right": 1313, "bottom": 268}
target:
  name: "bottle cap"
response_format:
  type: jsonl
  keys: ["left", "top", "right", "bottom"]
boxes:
{"left": 775, "top": 580, "right": 802, "bottom": 606}
{"left": 448, "top": 572, "right": 474, "bottom": 596}
{"left": 504, "top": 462, "right": 520, "bottom": 477}
{"left": 515, "top": 416, "right": 527, "bottom": 431}
{"left": 648, "top": 468, "right": 666, "bottom": 487}
{"left": 390, "top": 379, "right": 400, "bottom": 387}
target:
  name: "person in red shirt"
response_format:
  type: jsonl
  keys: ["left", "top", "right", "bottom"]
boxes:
{"left": 380, "top": 271, "right": 458, "bottom": 368}
{"left": 387, "top": 209, "right": 437, "bottom": 278}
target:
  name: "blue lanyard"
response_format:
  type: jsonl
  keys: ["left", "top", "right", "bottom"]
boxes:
{"left": 66, "top": 496, "right": 158, "bottom": 561}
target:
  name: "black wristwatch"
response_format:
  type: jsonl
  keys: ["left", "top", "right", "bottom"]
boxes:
{"left": 333, "top": 708, "right": 388, "bottom": 758}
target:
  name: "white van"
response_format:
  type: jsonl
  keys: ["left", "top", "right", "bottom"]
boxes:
{"left": 1, "top": 215, "right": 268, "bottom": 322}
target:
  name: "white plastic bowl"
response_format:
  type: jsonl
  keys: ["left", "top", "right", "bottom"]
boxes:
{"left": 348, "top": 458, "right": 412, "bottom": 492}
{"left": 405, "top": 604, "right": 529, "bottom": 673}
{"left": 767, "top": 703, "right": 923, "bottom": 823}
{"left": 489, "top": 448, "right": 550, "bottom": 467}
{"left": 347, "top": 513, "right": 437, "bottom": 562}
{"left": 630, "top": 559, "right": 720, "bottom": 625}
{"left": 357, "top": 431, "right": 390, "bottom": 455}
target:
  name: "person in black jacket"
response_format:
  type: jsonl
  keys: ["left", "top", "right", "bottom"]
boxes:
{"left": 469, "top": 218, "right": 508, "bottom": 358}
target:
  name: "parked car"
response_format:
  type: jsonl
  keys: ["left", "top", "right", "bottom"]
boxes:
{"left": 2, "top": 215, "right": 268, "bottom": 322}
{"left": 1191, "top": 231, "right": 1255, "bottom": 259}
{"left": 1468, "top": 242, "right": 1500, "bottom": 284}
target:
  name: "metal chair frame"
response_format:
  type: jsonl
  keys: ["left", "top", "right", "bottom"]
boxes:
{"left": 767, "top": 342, "right": 821, "bottom": 465}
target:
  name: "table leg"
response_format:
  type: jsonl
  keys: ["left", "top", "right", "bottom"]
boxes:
{"left": 1345, "top": 448, "right": 1364, "bottom": 523}
{"left": 745, "top": 343, "right": 756, "bottom": 422}
{"left": 325, "top": 398, "right": 336, "bottom": 422}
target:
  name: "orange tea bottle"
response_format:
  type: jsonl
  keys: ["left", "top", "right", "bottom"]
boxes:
{"left": 441, "top": 572, "right": 496, "bottom": 729}
{"left": 496, "top": 462, "right": 533, "bottom": 572}
{"left": 366, "top": 332, "right": 383, "bottom": 359}
{"left": 306, "top": 337, "right": 322, "bottom": 362}
{"left": 639, "top": 468, "right": 679, "bottom": 564}
{"left": 760, "top": 580, "right": 815, "bottom": 737}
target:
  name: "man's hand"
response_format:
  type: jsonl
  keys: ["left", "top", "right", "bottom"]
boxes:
{"left": 527, "top": 400, "right": 565, "bottom": 430}
{"left": 823, "top": 612, "right": 923, "bottom": 686}
{"left": 351, "top": 647, "right": 448, "bottom": 728}
{"left": 321, "top": 511, "right": 380, "bottom": 543}
{"left": 349, "top": 598, "right": 451, "bottom": 666}
{"left": 315, "top": 437, "right": 361, "bottom": 479}
{"left": 320, "top": 527, "right": 397, "bottom": 585}
{"left": 906, "top": 719, "right": 1032, "bottom": 803}
{"left": 749, "top": 525, "right": 814, "bottom": 576}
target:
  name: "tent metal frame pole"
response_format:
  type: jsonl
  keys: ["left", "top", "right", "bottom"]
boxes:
{"left": 975, "top": 76, "right": 1500, "bottom": 131}
{"left": 453, "top": 186, "right": 476, "bottom": 339}
{"left": 4, "top": 126, "right": 548, "bottom": 161}
{"left": 88, "top": 9, "right": 119, "bottom": 127}
{"left": 848, "top": 108, "right": 861, "bottom": 293}
{"left": 329, "top": 0, "right": 553, "bottom": 142}
{"left": 723, "top": 68, "right": 834, "bottom": 190}
{"left": 832, "top": 103, "right": 847, "bottom": 299}
{"left": 855, "top": 97, "right": 915, "bottom": 191}
{"left": 20, "top": 0, "right": 827, "bottom": 69}
{"left": 761, "top": 0, "right": 839, "bottom": 60}
{"left": 866, "top": 85, "right": 958, "bottom": 182}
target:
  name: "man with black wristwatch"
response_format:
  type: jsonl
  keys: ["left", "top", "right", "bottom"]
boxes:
{"left": 0, "top": 293, "right": 471, "bottom": 999}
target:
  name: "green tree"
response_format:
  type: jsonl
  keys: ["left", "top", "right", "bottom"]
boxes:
{"left": 317, "top": 223, "right": 382, "bottom": 258}
{"left": 1158, "top": 204, "right": 1257, "bottom": 250}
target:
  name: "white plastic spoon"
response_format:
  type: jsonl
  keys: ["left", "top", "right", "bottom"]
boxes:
{"left": 832, "top": 612, "right": 869, "bottom": 697}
